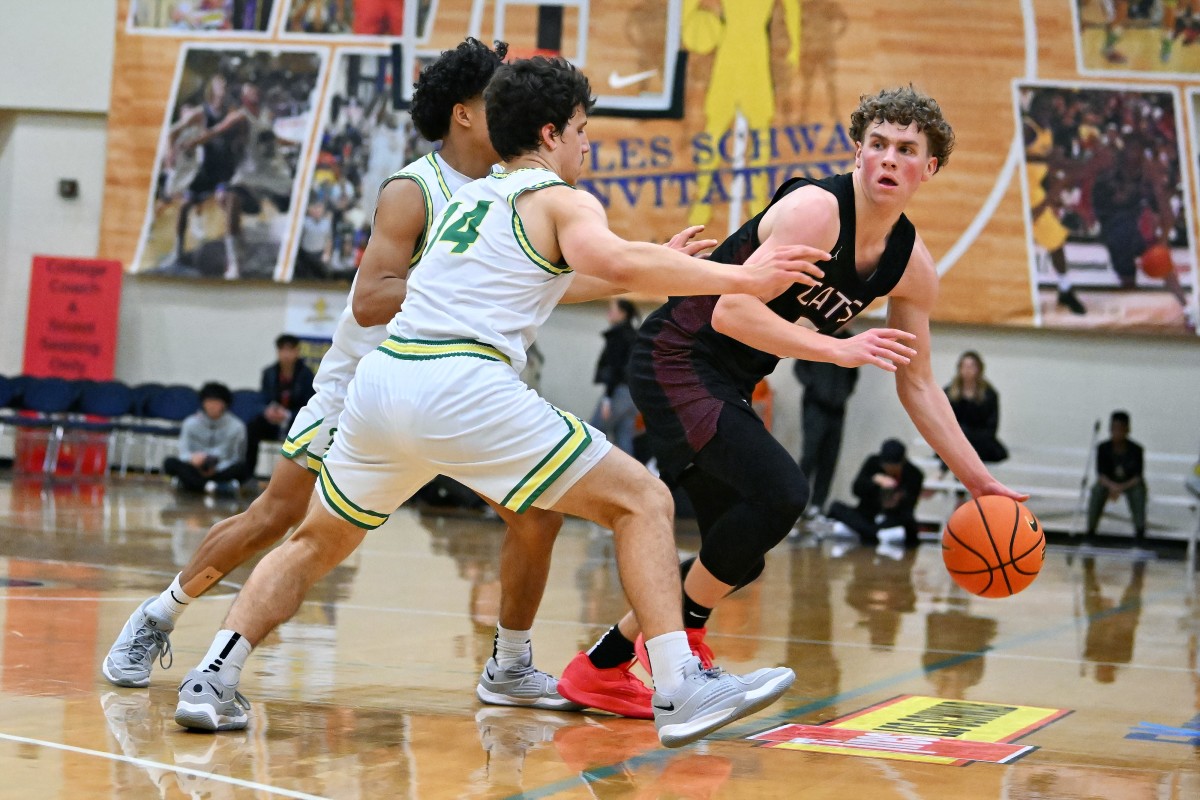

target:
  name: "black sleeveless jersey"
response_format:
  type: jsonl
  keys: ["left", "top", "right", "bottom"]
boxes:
{"left": 637, "top": 172, "right": 915, "bottom": 398}
{"left": 628, "top": 172, "right": 916, "bottom": 482}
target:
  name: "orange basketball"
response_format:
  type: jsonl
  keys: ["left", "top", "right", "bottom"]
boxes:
{"left": 942, "top": 496, "right": 1045, "bottom": 598}
{"left": 1140, "top": 243, "right": 1174, "bottom": 279}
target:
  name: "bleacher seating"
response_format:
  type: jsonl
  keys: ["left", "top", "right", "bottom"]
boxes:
{"left": 912, "top": 439, "right": 1200, "bottom": 561}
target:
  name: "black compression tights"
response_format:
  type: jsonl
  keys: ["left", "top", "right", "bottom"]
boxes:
{"left": 678, "top": 404, "right": 810, "bottom": 587}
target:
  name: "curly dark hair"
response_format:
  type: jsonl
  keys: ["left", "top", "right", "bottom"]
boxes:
{"left": 410, "top": 38, "right": 509, "bottom": 142}
{"left": 484, "top": 57, "right": 595, "bottom": 161}
{"left": 849, "top": 86, "right": 955, "bottom": 171}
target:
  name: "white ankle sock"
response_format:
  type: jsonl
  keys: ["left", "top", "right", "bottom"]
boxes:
{"left": 494, "top": 625, "right": 532, "bottom": 669}
{"left": 646, "top": 631, "right": 693, "bottom": 694}
{"left": 147, "top": 574, "right": 195, "bottom": 623}
{"left": 199, "top": 630, "right": 252, "bottom": 687}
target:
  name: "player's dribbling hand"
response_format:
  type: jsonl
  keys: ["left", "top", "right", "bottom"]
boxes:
{"left": 833, "top": 328, "right": 918, "bottom": 371}
{"left": 665, "top": 225, "right": 719, "bottom": 257}
{"left": 971, "top": 478, "right": 1030, "bottom": 503}
{"left": 741, "top": 244, "right": 828, "bottom": 298}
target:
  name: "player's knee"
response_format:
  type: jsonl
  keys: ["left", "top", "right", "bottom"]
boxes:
{"left": 733, "top": 560, "right": 766, "bottom": 591}
{"left": 242, "top": 491, "right": 307, "bottom": 547}
{"left": 513, "top": 509, "right": 563, "bottom": 543}
{"left": 626, "top": 476, "right": 674, "bottom": 524}
{"left": 768, "top": 477, "right": 810, "bottom": 528}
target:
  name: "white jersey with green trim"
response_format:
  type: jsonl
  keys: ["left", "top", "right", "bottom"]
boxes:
{"left": 317, "top": 151, "right": 470, "bottom": 389}
{"left": 387, "top": 167, "right": 573, "bottom": 375}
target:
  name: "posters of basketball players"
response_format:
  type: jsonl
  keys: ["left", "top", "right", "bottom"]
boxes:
{"left": 1072, "top": 0, "right": 1200, "bottom": 78}
{"left": 285, "top": 47, "right": 431, "bottom": 281}
{"left": 131, "top": 44, "right": 329, "bottom": 282}
{"left": 1013, "top": 81, "right": 1198, "bottom": 335}
{"left": 281, "top": 0, "right": 434, "bottom": 39}
{"left": 128, "top": 0, "right": 280, "bottom": 35}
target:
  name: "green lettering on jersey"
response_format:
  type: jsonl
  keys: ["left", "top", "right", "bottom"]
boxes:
{"left": 437, "top": 200, "right": 493, "bottom": 253}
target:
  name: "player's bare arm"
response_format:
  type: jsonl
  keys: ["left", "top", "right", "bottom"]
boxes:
{"left": 710, "top": 187, "right": 915, "bottom": 367}
{"left": 559, "top": 224, "right": 718, "bottom": 303}
{"left": 186, "top": 109, "right": 247, "bottom": 151}
{"left": 887, "top": 237, "right": 1026, "bottom": 502}
{"left": 536, "top": 188, "right": 827, "bottom": 300}
{"left": 350, "top": 179, "right": 428, "bottom": 327}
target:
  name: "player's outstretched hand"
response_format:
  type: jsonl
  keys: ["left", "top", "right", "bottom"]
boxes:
{"left": 833, "top": 328, "right": 917, "bottom": 371}
{"left": 972, "top": 478, "right": 1030, "bottom": 503}
{"left": 740, "top": 244, "right": 828, "bottom": 299}
{"left": 665, "top": 225, "right": 719, "bottom": 257}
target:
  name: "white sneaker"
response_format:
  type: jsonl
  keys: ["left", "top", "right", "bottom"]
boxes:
{"left": 829, "top": 521, "right": 852, "bottom": 537}
{"left": 651, "top": 660, "right": 795, "bottom": 748}
{"left": 877, "top": 525, "right": 906, "bottom": 544}
{"left": 875, "top": 542, "right": 906, "bottom": 561}
{"left": 476, "top": 655, "right": 582, "bottom": 711}
{"left": 204, "top": 480, "right": 217, "bottom": 495}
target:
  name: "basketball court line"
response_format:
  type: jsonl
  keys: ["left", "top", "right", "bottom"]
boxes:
{"left": 0, "top": 732, "right": 330, "bottom": 800}
{"left": 505, "top": 583, "right": 1176, "bottom": 800}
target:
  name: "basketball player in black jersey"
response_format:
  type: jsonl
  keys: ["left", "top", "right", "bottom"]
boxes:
{"left": 556, "top": 86, "right": 1029, "bottom": 717}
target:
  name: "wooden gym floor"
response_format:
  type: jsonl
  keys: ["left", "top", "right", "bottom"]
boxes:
{"left": 0, "top": 474, "right": 1198, "bottom": 799}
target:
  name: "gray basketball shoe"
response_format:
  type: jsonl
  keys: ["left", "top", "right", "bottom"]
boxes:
{"left": 175, "top": 669, "right": 250, "bottom": 732}
{"left": 652, "top": 660, "right": 795, "bottom": 748}
{"left": 102, "top": 597, "right": 174, "bottom": 688}
{"left": 476, "top": 655, "right": 584, "bottom": 711}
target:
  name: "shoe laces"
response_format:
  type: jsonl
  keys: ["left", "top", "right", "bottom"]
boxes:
{"left": 130, "top": 626, "right": 173, "bottom": 670}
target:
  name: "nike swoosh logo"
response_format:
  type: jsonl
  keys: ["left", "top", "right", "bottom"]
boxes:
{"left": 608, "top": 69, "right": 659, "bottom": 89}
{"left": 653, "top": 701, "right": 675, "bottom": 711}
{"left": 485, "top": 668, "right": 495, "bottom": 681}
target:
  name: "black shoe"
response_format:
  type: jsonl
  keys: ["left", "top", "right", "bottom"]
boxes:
{"left": 1057, "top": 288, "right": 1086, "bottom": 315}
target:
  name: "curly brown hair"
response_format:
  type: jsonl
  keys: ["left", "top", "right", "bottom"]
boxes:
{"left": 849, "top": 86, "right": 954, "bottom": 172}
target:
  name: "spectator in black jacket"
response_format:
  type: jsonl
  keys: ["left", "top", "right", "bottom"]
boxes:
{"left": 589, "top": 299, "right": 640, "bottom": 456}
{"left": 245, "top": 334, "right": 316, "bottom": 476}
{"left": 829, "top": 438, "right": 925, "bottom": 549}
{"left": 1085, "top": 410, "right": 1147, "bottom": 545}
{"left": 794, "top": 327, "right": 859, "bottom": 517}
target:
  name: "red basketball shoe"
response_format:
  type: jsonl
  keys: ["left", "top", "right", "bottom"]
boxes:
{"left": 556, "top": 652, "right": 654, "bottom": 719}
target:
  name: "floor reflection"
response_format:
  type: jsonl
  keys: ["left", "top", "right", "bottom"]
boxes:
{"left": 0, "top": 475, "right": 1196, "bottom": 798}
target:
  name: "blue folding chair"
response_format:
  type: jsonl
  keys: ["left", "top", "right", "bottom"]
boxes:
{"left": 10, "top": 377, "right": 81, "bottom": 475}
{"left": 138, "top": 385, "right": 201, "bottom": 474}
{"left": 230, "top": 389, "right": 266, "bottom": 427}
{"left": 66, "top": 381, "right": 136, "bottom": 476}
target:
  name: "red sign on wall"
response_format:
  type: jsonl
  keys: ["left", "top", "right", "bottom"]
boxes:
{"left": 22, "top": 256, "right": 123, "bottom": 380}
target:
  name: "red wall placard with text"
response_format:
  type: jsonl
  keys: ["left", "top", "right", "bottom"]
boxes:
{"left": 22, "top": 256, "right": 123, "bottom": 380}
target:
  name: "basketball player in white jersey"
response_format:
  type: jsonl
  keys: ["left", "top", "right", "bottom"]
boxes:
{"left": 105, "top": 39, "right": 577, "bottom": 713}
{"left": 175, "top": 56, "right": 825, "bottom": 748}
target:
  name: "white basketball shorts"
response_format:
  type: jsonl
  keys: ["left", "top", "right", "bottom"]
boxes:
{"left": 317, "top": 338, "right": 611, "bottom": 529}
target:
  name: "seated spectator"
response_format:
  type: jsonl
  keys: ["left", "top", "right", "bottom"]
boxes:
{"left": 828, "top": 438, "right": 925, "bottom": 550}
{"left": 245, "top": 334, "right": 316, "bottom": 476}
{"left": 945, "top": 350, "right": 1008, "bottom": 463}
{"left": 1085, "top": 410, "right": 1147, "bottom": 545}
{"left": 164, "top": 382, "right": 247, "bottom": 494}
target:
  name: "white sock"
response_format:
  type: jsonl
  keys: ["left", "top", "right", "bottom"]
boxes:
{"left": 198, "top": 630, "right": 253, "bottom": 687}
{"left": 494, "top": 625, "right": 532, "bottom": 669}
{"left": 646, "top": 631, "right": 694, "bottom": 695}
{"left": 146, "top": 574, "right": 195, "bottom": 624}
{"left": 1058, "top": 274, "right": 1073, "bottom": 293}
